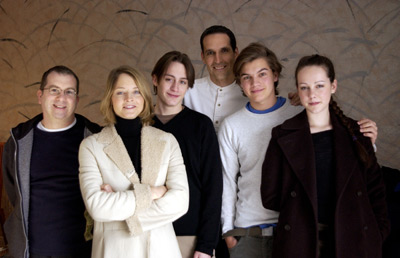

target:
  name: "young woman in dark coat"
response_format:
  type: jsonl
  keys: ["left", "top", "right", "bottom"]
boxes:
{"left": 261, "top": 54, "right": 390, "bottom": 258}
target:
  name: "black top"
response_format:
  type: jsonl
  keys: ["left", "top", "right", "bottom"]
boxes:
{"left": 312, "top": 130, "right": 335, "bottom": 225}
{"left": 115, "top": 116, "right": 142, "bottom": 178}
{"left": 29, "top": 119, "right": 91, "bottom": 255}
{"left": 153, "top": 107, "right": 223, "bottom": 256}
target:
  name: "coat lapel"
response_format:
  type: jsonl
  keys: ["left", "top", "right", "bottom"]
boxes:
{"left": 98, "top": 126, "right": 140, "bottom": 184}
{"left": 140, "top": 126, "right": 167, "bottom": 186}
{"left": 98, "top": 125, "right": 168, "bottom": 186}
{"left": 331, "top": 115, "right": 359, "bottom": 200}
{"left": 278, "top": 111, "right": 360, "bottom": 211}
{"left": 278, "top": 111, "right": 318, "bottom": 215}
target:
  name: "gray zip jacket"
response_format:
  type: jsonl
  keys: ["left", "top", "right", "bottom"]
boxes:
{"left": 2, "top": 114, "right": 101, "bottom": 258}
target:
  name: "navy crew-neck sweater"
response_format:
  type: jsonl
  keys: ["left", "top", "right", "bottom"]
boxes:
{"left": 29, "top": 119, "right": 90, "bottom": 256}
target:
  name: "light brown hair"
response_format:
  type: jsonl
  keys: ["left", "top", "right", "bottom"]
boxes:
{"left": 151, "top": 51, "right": 195, "bottom": 94}
{"left": 233, "top": 42, "right": 282, "bottom": 95}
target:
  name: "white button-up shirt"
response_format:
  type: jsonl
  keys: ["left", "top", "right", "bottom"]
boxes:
{"left": 184, "top": 76, "right": 248, "bottom": 132}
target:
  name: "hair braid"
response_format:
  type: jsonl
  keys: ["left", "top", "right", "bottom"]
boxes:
{"left": 296, "top": 54, "right": 373, "bottom": 169}
{"left": 330, "top": 99, "right": 372, "bottom": 168}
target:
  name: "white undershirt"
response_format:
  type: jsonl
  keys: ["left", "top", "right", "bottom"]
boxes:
{"left": 37, "top": 118, "right": 77, "bottom": 132}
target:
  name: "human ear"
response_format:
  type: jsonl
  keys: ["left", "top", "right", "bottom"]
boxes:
{"left": 37, "top": 90, "right": 43, "bottom": 104}
{"left": 331, "top": 79, "right": 338, "bottom": 94}
{"left": 201, "top": 51, "right": 206, "bottom": 64}
{"left": 273, "top": 72, "right": 279, "bottom": 82}
{"left": 152, "top": 75, "right": 159, "bottom": 87}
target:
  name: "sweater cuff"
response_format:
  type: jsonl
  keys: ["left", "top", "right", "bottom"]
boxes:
{"left": 222, "top": 229, "right": 235, "bottom": 239}
{"left": 195, "top": 244, "right": 214, "bottom": 257}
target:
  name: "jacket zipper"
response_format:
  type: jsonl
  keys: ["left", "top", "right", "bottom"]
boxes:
{"left": 10, "top": 130, "right": 29, "bottom": 257}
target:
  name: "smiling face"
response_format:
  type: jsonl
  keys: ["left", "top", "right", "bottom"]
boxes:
{"left": 201, "top": 33, "right": 238, "bottom": 86}
{"left": 239, "top": 58, "right": 278, "bottom": 110}
{"left": 153, "top": 61, "right": 188, "bottom": 114}
{"left": 111, "top": 73, "right": 144, "bottom": 120}
{"left": 37, "top": 71, "right": 79, "bottom": 129}
{"left": 297, "top": 65, "right": 337, "bottom": 116}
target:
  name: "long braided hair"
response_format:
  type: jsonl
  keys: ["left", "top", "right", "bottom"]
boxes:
{"left": 295, "top": 54, "right": 372, "bottom": 168}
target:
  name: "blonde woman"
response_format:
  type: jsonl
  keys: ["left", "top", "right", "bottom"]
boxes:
{"left": 79, "top": 65, "right": 189, "bottom": 258}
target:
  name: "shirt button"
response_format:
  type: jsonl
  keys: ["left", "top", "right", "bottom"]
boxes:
{"left": 219, "top": 89, "right": 223, "bottom": 91}
{"left": 284, "top": 224, "right": 291, "bottom": 231}
{"left": 357, "top": 191, "right": 362, "bottom": 197}
{"left": 215, "top": 121, "right": 219, "bottom": 124}
{"left": 218, "top": 104, "right": 221, "bottom": 106}
{"left": 364, "top": 226, "right": 368, "bottom": 231}
{"left": 290, "top": 191, "right": 296, "bottom": 197}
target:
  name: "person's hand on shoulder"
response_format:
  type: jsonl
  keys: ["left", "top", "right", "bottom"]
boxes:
{"left": 358, "top": 118, "right": 378, "bottom": 146}
{"left": 288, "top": 92, "right": 301, "bottom": 106}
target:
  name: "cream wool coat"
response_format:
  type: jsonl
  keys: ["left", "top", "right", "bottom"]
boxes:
{"left": 79, "top": 125, "right": 189, "bottom": 258}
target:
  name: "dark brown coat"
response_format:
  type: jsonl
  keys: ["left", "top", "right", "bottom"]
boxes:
{"left": 261, "top": 110, "right": 389, "bottom": 258}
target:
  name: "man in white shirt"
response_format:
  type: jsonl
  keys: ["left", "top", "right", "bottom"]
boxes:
{"left": 184, "top": 25, "right": 248, "bottom": 132}
{"left": 185, "top": 25, "right": 245, "bottom": 258}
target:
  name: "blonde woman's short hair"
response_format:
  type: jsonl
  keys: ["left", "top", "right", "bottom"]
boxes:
{"left": 100, "top": 65, "right": 154, "bottom": 126}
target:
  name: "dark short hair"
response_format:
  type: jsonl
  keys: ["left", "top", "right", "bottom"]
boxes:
{"left": 100, "top": 65, "right": 153, "bottom": 126}
{"left": 40, "top": 65, "right": 80, "bottom": 94}
{"left": 233, "top": 42, "right": 282, "bottom": 95}
{"left": 151, "top": 51, "right": 195, "bottom": 94}
{"left": 200, "top": 25, "right": 237, "bottom": 53}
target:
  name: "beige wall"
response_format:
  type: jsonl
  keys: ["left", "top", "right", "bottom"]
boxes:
{"left": 0, "top": 0, "right": 399, "bottom": 168}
